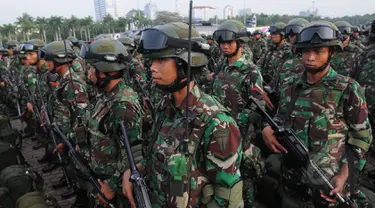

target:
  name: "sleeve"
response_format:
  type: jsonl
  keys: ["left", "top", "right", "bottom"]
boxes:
{"left": 342, "top": 81, "right": 372, "bottom": 171}
{"left": 108, "top": 102, "right": 144, "bottom": 192}
{"left": 238, "top": 67, "right": 265, "bottom": 129}
{"left": 204, "top": 114, "right": 243, "bottom": 207}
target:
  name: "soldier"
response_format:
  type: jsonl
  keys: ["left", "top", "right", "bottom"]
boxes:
{"left": 122, "top": 22, "right": 244, "bottom": 208}
{"left": 55, "top": 38, "right": 144, "bottom": 207}
{"left": 238, "top": 36, "right": 254, "bottom": 63}
{"left": 352, "top": 20, "right": 375, "bottom": 154}
{"left": 329, "top": 21, "right": 362, "bottom": 77}
{"left": 206, "top": 34, "right": 223, "bottom": 70}
{"left": 211, "top": 20, "right": 265, "bottom": 206}
{"left": 351, "top": 26, "right": 366, "bottom": 49}
{"left": 251, "top": 30, "right": 267, "bottom": 63}
{"left": 262, "top": 21, "right": 372, "bottom": 207}
{"left": 67, "top": 36, "right": 81, "bottom": 56}
{"left": 41, "top": 40, "right": 89, "bottom": 200}
{"left": 279, "top": 18, "right": 309, "bottom": 88}
{"left": 257, "top": 22, "right": 293, "bottom": 111}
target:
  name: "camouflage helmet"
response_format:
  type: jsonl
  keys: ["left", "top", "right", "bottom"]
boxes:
{"left": 66, "top": 36, "right": 79, "bottom": 46}
{"left": 40, "top": 40, "right": 75, "bottom": 64}
{"left": 83, "top": 38, "right": 129, "bottom": 72}
{"left": 118, "top": 37, "right": 135, "bottom": 48}
{"left": 351, "top": 26, "right": 360, "bottom": 33}
{"left": 138, "top": 22, "right": 208, "bottom": 67}
{"left": 213, "top": 20, "right": 248, "bottom": 42}
{"left": 295, "top": 21, "right": 343, "bottom": 52}
{"left": 269, "top": 22, "right": 287, "bottom": 36}
{"left": 0, "top": 48, "right": 9, "bottom": 56}
{"left": 285, "top": 18, "right": 309, "bottom": 35}
{"left": 206, "top": 34, "right": 213, "bottom": 40}
{"left": 21, "top": 39, "right": 45, "bottom": 52}
{"left": 200, "top": 33, "right": 207, "bottom": 39}
{"left": 253, "top": 30, "right": 262, "bottom": 35}
{"left": 363, "top": 26, "right": 371, "bottom": 35}
{"left": 334, "top": 21, "right": 352, "bottom": 35}
{"left": 6, "top": 40, "right": 18, "bottom": 48}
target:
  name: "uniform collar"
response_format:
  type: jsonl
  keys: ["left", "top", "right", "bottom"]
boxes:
{"left": 296, "top": 66, "right": 337, "bottom": 86}
{"left": 223, "top": 54, "right": 247, "bottom": 69}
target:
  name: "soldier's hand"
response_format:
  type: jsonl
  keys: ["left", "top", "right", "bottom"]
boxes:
{"left": 0, "top": 81, "right": 5, "bottom": 87}
{"left": 26, "top": 103, "right": 34, "bottom": 113}
{"left": 263, "top": 93, "right": 274, "bottom": 110}
{"left": 320, "top": 171, "right": 347, "bottom": 204}
{"left": 97, "top": 179, "right": 115, "bottom": 205}
{"left": 207, "top": 72, "right": 215, "bottom": 81}
{"left": 122, "top": 169, "right": 136, "bottom": 208}
{"left": 53, "top": 143, "right": 65, "bottom": 154}
{"left": 262, "top": 126, "right": 287, "bottom": 153}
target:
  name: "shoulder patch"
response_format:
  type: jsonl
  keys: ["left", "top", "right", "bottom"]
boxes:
{"left": 213, "top": 128, "right": 230, "bottom": 153}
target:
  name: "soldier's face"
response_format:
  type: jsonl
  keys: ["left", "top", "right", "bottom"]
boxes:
{"left": 271, "top": 34, "right": 282, "bottom": 43}
{"left": 288, "top": 34, "right": 297, "bottom": 45}
{"left": 255, "top": 34, "right": 261, "bottom": 40}
{"left": 302, "top": 47, "right": 330, "bottom": 70}
{"left": 8, "top": 48, "right": 13, "bottom": 56}
{"left": 150, "top": 58, "right": 177, "bottom": 85}
{"left": 45, "top": 60, "right": 55, "bottom": 72}
{"left": 88, "top": 66, "right": 98, "bottom": 85}
{"left": 207, "top": 40, "right": 213, "bottom": 45}
{"left": 353, "top": 32, "right": 359, "bottom": 38}
{"left": 26, "top": 52, "right": 38, "bottom": 65}
{"left": 219, "top": 40, "right": 237, "bottom": 55}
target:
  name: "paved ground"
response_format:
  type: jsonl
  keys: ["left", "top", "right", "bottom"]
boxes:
{"left": 11, "top": 119, "right": 76, "bottom": 208}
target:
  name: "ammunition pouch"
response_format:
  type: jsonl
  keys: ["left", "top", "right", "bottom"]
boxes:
{"left": 348, "top": 129, "right": 372, "bottom": 152}
{"left": 202, "top": 180, "right": 244, "bottom": 208}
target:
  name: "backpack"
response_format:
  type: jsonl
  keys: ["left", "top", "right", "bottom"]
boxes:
{"left": 0, "top": 165, "right": 44, "bottom": 201}
{"left": 0, "top": 142, "right": 19, "bottom": 172}
{"left": 0, "top": 129, "right": 22, "bottom": 148}
{"left": 0, "top": 115, "right": 11, "bottom": 130}
{"left": 0, "top": 187, "right": 14, "bottom": 208}
{"left": 15, "top": 192, "right": 50, "bottom": 208}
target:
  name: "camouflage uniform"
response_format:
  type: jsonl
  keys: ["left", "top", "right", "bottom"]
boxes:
{"left": 251, "top": 38, "right": 267, "bottom": 63}
{"left": 241, "top": 45, "right": 253, "bottom": 63}
{"left": 257, "top": 41, "right": 293, "bottom": 85}
{"left": 275, "top": 68, "right": 372, "bottom": 207}
{"left": 79, "top": 79, "right": 143, "bottom": 197}
{"left": 279, "top": 55, "right": 304, "bottom": 88}
{"left": 51, "top": 69, "right": 88, "bottom": 135}
{"left": 352, "top": 44, "right": 375, "bottom": 144}
{"left": 331, "top": 43, "right": 362, "bottom": 77}
{"left": 142, "top": 85, "right": 244, "bottom": 207}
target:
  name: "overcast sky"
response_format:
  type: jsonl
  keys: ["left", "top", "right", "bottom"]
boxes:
{"left": 1, "top": 0, "right": 374, "bottom": 25}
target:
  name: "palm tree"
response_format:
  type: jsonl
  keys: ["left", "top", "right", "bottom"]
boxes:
{"left": 103, "top": 14, "right": 115, "bottom": 34}
{"left": 66, "top": 15, "right": 80, "bottom": 37}
{"left": 48, "top": 16, "right": 64, "bottom": 41}
{"left": 35, "top": 17, "right": 48, "bottom": 42}
{"left": 2, "top": 24, "right": 17, "bottom": 40}
{"left": 16, "top": 13, "right": 34, "bottom": 41}
{"left": 82, "top": 16, "right": 94, "bottom": 40}
{"left": 116, "top": 17, "right": 128, "bottom": 32}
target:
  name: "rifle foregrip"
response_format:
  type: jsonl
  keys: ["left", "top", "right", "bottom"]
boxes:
{"left": 134, "top": 179, "right": 152, "bottom": 208}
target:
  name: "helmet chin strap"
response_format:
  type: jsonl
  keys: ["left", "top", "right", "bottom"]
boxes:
{"left": 223, "top": 40, "right": 240, "bottom": 58}
{"left": 304, "top": 51, "right": 333, "bottom": 74}
{"left": 95, "top": 69, "right": 122, "bottom": 89}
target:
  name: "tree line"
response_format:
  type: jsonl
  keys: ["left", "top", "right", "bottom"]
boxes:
{"left": 1, "top": 11, "right": 374, "bottom": 43}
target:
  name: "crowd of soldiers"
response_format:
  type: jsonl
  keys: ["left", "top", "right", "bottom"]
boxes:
{"left": 0, "top": 17, "right": 374, "bottom": 208}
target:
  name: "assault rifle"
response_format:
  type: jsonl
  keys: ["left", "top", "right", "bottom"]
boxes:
{"left": 119, "top": 122, "right": 152, "bottom": 208}
{"left": 52, "top": 124, "right": 116, "bottom": 208}
{"left": 249, "top": 96, "right": 352, "bottom": 206}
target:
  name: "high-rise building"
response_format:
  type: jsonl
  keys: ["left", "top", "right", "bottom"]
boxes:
{"left": 144, "top": 1, "right": 158, "bottom": 20}
{"left": 193, "top": 6, "right": 215, "bottom": 21}
{"left": 223, "top": 5, "right": 234, "bottom": 20}
{"left": 94, "top": 0, "right": 126, "bottom": 21}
